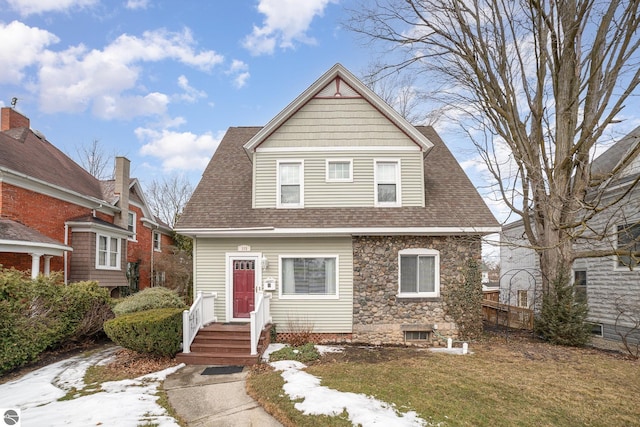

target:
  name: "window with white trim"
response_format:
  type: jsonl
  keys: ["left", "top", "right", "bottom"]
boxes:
{"left": 280, "top": 256, "right": 338, "bottom": 297}
{"left": 153, "top": 231, "right": 161, "bottom": 251}
{"left": 616, "top": 223, "right": 640, "bottom": 268}
{"left": 326, "top": 159, "right": 352, "bottom": 182}
{"left": 97, "top": 234, "right": 121, "bottom": 269}
{"left": 573, "top": 270, "right": 587, "bottom": 303}
{"left": 375, "top": 160, "right": 400, "bottom": 206}
{"left": 517, "top": 290, "right": 528, "bottom": 308}
{"left": 277, "top": 161, "right": 304, "bottom": 208}
{"left": 127, "top": 211, "right": 136, "bottom": 241}
{"left": 398, "top": 249, "right": 439, "bottom": 297}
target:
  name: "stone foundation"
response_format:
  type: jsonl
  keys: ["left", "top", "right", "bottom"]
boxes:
{"left": 352, "top": 235, "right": 481, "bottom": 345}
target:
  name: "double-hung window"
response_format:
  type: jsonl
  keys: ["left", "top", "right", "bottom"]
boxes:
{"left": 573, "top": 270, "right": 587, "bottom": 303}
{"left": 326, "top": 159, "right": 352, "bottom": 182}
{"left": 277, "top": 161, "right": 303, "bottom": 208}
{"left": 616, "top": 223, "right": 640, "bottom": 268}
{"left": 280, "top": 256, "right": 338, "bottom": 298}
{"left": 398, "top": 249, "right": 439, "bottom": 297}
{"left": 375, "top": 160, "right": 400, "bottom": 206}
{"left": 97, "top": 234, "right": 120, "bottom": 269}
{"left": 127, "top": 211, "right": 136, "bottom": 241}
{"left": 153, "top": 231, "right": 161, "bottom": 251}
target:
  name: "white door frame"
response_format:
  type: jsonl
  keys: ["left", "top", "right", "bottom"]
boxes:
{"left": 225, "top": 252, "right": 263, "bottom": 322}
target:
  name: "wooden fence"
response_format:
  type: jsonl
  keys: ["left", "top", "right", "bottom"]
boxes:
{"left": 482, "top": 296, "right": 534, "bottom": 330}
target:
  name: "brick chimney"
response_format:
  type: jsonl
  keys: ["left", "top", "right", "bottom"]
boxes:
{"left": 1, "top": 107, "right": 30, "bottom": 131}
{"left": 114, "top": 156, "right": 131, "bottom": 229}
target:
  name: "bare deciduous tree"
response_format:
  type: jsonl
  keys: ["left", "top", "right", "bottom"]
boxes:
{"left": 75, "top": 139, "right": 113, "bottom": 180}
{"left": 348, "top": 0, "right": 640, "bottom": 290}
{"left": 145, "top": 174, "right": 194, "bottom": 228}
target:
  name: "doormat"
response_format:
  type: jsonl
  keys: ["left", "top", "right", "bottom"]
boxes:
{"left": 201, "top": 366, "right": 244, "bottom": 375}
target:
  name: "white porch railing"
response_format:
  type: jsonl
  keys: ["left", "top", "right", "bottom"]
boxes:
{"left": 250, "top": 292, "right": 272, "bottom": 355}
{"left": 182, "top": 291, "right": 217, "bottom": 354}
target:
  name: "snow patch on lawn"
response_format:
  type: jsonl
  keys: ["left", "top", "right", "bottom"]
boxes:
{"left": 270, "top": 359, "right": 431, "bottom": 426}
{"left": 0, "top": 347, "right": 183, "bottom": 427}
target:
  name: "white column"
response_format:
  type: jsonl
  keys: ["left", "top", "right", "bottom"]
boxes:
{"left": 30, "top": 253, "right": 42, "bottom": 279}
{"left": 43, "top": 256, "right": 53, "bottom": 276}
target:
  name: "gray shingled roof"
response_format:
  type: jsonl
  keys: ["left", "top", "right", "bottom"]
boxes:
{"left": 0, "top": 127, "right": 104, "bottom": 200}
{"left": 591, "top": 125, "right": 640, "bottom": 179}
{"left": 0, "top": 218, "right": 69, "bottom": 247}
{"left": 176, "top": 126, "right": 499, "bottom": 231}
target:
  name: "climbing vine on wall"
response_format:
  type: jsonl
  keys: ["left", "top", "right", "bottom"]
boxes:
{"left": 444, "top": 259, "right": 483, "bottom": 340}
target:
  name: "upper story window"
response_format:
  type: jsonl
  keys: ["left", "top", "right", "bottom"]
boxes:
{"left": 153, "top": 231, "right": 161, "bottom": 251}
{"left": 326, "top": 159, "right": 353, "bottom": 182}
{"left": 616, "top": 223, "right": 640, "bottom": 269}
{"left": 280, "top": 255, "right": 338, "bottom": 299}
{"left": 96, "top": 234, "right": 121, "bottom": 270}
{"left": 127, "top": 211, "right": 137, "bottom": 241}
{"left": 374, "top": 159, "right": 401, "bottom": 207}
{"left": 277, "top": 160, "right": 304, "bottom": 208}
{"left": 398, "top": 248, "right": 439, "bottom": 298}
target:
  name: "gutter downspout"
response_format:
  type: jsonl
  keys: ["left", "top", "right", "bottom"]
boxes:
{"left": 64, "top": 224, "right": 69, "bottom": 285}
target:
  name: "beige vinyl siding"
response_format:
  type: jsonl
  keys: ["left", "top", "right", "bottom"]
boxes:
{"left": 254, "top": 151, "right": 424, "bottom": 208}
{"left": 194, "top": 236, "right": 354, "bottom": 333}
{"left": 260, "top": 98, "right": 417, "bottom": 148}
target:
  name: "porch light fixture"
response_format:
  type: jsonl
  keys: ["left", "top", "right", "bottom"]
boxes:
{"left": 261, "top": 254, "right": 269, "bottom": 270}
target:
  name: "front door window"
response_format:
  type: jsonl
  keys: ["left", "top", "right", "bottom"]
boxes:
{"left": 233, "top": 259, "right": 255, "bottom": 318}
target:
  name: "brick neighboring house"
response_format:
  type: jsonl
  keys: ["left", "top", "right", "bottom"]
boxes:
{"left": 0, "top": 107, "right": 173, "bottom": 295}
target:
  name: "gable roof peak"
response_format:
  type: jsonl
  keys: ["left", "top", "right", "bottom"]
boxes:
{"left": 242, "top": 63, "right": 434, "bottom": 155}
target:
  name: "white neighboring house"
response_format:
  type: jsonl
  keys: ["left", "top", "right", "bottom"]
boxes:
{"left": 500, "top": 126, "right": 640, "bottom": 343}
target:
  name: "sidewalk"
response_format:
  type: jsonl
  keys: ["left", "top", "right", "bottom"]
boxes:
{"left": 164, "top": 365, "right": 283, "bottom": 427}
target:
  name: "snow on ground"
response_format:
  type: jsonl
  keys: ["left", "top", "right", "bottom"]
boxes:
{"left": 0, "top": 347, "right": 183, "bottom": 427}
{"left": 265, "top": 344, "right": 433, "bottom": 427}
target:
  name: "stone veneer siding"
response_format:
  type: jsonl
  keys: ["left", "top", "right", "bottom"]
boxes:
{"left": 352, "top": 235, "right": 482, "bottom": 345}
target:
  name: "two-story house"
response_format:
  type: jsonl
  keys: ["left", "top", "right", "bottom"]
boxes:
{"left": 175, "top": 64, "right": 499, "bottom": 363}
{"left": 0, "top": 107, "right": 173, "bottom": 295}
{"left": 500, "top": 126, "right": 640, "bottom": 343}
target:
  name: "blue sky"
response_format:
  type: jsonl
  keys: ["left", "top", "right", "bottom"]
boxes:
{"left": 0, "top": 0, "right": 375, "bottom": 186}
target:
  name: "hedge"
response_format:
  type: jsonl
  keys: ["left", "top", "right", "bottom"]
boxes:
{"left": 113, "top": 286, "right": 186, "bottom": 316}
{"left": 104, "top": 308, "right": 183, "bottom": 357}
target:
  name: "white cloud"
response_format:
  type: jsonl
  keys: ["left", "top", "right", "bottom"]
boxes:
{"left": 0, "top": 21, "right": 59, "bottom": 84}
{"left": 226, "top": 59, "right": 250, "bottom": 88}
{"left": 125, "top": 0, "right": 149, "bottom": 10}
{"left": 36, "top": 28, "right": 223, "bottom": 118}
{"left": 6, "top": 0, "right": 98, "bottom": 16}
{"left": 176, "top": 75, "right": 206, "bottom": 102}
{"left": 242, "top": 0, "right": 336, "bottom": 56}
{"left": 136, "top": 127, "right": 223, "bottom": 171}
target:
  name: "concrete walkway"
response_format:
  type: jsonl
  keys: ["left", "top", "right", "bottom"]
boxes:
{"left": 164, "top": 365, "right": 283, "bottom": 427}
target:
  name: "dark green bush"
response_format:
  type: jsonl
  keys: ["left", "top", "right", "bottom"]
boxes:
{"left": 103, "top": 308, "right": 183, "bottom": 356}
{"left": 535, "top": 272, "right": 592, "bottom": 346}
{"left": 113, "top": 286, "right": 186, "bottom": 316}
{"left": 0, "top": 269, "right": 114, "bottom": 375}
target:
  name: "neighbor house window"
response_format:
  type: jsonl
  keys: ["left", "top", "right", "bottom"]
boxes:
{"left": 574, "top": 270, "right": 587, "bottom": 303}
{"left": 280, "top": 256, "right": 338, "bottom": 298}
{"left": 326, "top": 159, "right": 352, "bottom": 182}
{"left": 277, "top": 161, "right": 304, "bottom": 208}
{"left": 153, "top": 231, "right": 161, "bottom": 251}
{"left": 127, "top": 211, "right": 136, "bottom": 241}
{"left": 375, "top": 160, "right": 400, "bottom": 206}
{"left": 154, "top": 271, "right": 166, "bottom": 287}
{"left": 617, "top": 223, "right": 640, "bottom": 268}
{"left": 517, "top": 290, "right": 528, "bottom": 308}
{"left": 96, "top": 234, "right": 120, "bottom": 269}
{"left": 398, "top": 249, "right": 439, "bottom": 297}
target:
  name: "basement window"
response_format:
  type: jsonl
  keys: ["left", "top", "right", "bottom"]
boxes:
{"left": 404, "top": 331, "right": 430, "bottom": 341}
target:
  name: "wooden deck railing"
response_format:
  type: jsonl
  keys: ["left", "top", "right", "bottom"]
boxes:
{"left": 182, "top": 291, "right": 217, "bottom": 353}
{"left": 250, "top": 292, "right": 272, "bottom": 355}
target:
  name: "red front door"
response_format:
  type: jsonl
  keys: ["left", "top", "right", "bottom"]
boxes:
{"left": 233, "top": 259, "right": 255, "bottom": 318}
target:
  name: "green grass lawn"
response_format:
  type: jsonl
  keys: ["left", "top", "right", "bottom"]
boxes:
{"left": 247, "top": 335, "right": 640, "bottom": 426}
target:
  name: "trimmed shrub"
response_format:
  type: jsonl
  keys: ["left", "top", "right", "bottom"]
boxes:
{"left": 0, "top": 269, "right": 114, "bottom": 375}
{"left": 103, "top": 308, "right": 183, "bottom": 356}
{"left": 113, "top": 287, "right": 186, "bottom": 316}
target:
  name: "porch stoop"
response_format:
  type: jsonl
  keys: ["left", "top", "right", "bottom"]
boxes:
{"left": 176, "top": 323, "right": 272, "bottom": 366}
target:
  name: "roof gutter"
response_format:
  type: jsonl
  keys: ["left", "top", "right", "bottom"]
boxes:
{"left": 175, "top": 226, "right": 502, "bottom": 238}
